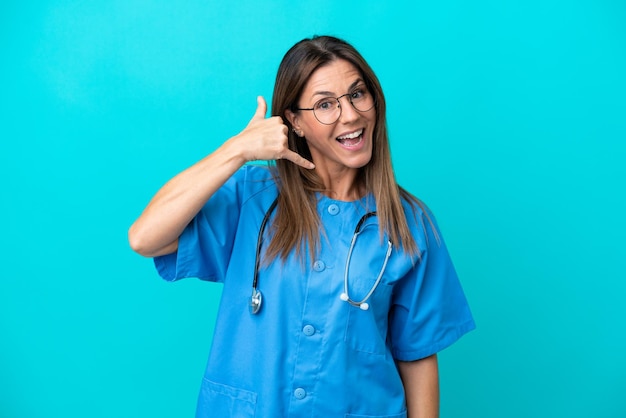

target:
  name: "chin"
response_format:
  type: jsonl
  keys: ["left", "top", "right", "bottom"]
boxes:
{"left": 346, "top": 152, "right": 373, "bottom": 169}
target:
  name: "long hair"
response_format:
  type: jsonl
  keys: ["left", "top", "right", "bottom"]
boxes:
{"left": 267, "top": 35, "right": 426, "bottom": 263}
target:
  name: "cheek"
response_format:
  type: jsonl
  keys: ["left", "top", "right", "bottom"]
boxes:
{"left": 304, "top": 124, "right": 335, "bottom": 142}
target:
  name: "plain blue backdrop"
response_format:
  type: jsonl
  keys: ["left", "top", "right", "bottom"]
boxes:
{"left": 1, "top": 1, "right": 625, "bottom": 417}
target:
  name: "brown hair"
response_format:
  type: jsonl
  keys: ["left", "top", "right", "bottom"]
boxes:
{"left": 267, "top": 35, "right": 429, "bottom": 263}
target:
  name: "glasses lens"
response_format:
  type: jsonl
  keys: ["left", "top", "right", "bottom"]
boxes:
{"left": 313, "top": 98, "right": 340, "bottom": 124}
{"left": 351, "top": 87, "right": 375, "bottom": 112}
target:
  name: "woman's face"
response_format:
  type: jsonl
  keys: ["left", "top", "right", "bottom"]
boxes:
{"left": 287, "top": 59, "right": 376, "bottom": 177}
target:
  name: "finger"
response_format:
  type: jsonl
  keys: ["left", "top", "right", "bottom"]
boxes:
{"left": 253, "top": 96, "right": 267, "bottom": 120}
{"left": 282, "top": 150, "right": 315, "bottom": 170}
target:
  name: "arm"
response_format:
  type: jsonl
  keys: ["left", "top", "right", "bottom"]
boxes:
{"left": 396, "top": 354, "right": 440, "bottom": 418}
{"left": 128, "top": 96, "right": 314, "bottom": 257}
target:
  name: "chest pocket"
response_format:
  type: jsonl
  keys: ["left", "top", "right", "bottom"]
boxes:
{"left": 342, "top": 223, "right": 394, "bottom": 355}
{"left": 344, "top": 282, "right": 392, "bottom": 355}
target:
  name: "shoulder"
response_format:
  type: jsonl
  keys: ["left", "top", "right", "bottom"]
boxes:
{"left": 234, "top": 164, "right": 275, "bottom": 184}
{"left": 399, "top": 189, "right": 441, "bottom": 248}
{"left": 399, "top": 189, "right": 430, "bottom": 223}
{"left": 228, "top": 164, "right": 278, "bottom": 202}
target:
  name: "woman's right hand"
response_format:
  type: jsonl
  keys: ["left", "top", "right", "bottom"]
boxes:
{"left": 233, "top": 96, "right": 315, "bottom": 169}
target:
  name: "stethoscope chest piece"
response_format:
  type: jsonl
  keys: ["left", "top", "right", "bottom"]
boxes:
{"left": 250, "top": 288, "right": 263, "bottom": 314}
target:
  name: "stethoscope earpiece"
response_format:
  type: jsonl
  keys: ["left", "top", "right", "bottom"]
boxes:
{"left": 340, "top": 293, "right": 369, "bottom": 310}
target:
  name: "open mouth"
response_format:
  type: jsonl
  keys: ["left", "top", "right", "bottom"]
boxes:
{"left": 336, "top": 129, "right": 364, "bottom": 147}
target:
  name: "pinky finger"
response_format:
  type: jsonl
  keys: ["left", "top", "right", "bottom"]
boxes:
{"left": 283, "top": 150, "right": 315, "bottom": 169}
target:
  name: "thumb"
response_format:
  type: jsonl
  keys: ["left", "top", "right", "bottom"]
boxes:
{"left": 253, "top": 96, "right": 267, "bottom": 120}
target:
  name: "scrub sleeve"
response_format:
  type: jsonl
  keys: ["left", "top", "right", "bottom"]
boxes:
{"left": 390, "top": 208, "right": 476, "bottom": 361}
{"left": 155, "top": 166, "right": 257, "bottom": 284}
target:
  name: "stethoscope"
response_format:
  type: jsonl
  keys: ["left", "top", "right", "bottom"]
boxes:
{"left": 250, "top": 197, "right": 393, "bottom": 314}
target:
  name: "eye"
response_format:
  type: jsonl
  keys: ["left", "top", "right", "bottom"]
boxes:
{"left": 351, "top": 86, "right": 367, "bottom": 100}
{"left": 315, "top": 98, "right": 336, "bottom": 112}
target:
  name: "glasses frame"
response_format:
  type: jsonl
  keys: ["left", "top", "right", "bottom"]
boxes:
{"left": 294, "top": 85, "right": 375, "bottom": 125}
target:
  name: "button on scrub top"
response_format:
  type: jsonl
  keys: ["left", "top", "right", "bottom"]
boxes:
{"left": 155, "top": 165, "right": 475, "bottom": 418}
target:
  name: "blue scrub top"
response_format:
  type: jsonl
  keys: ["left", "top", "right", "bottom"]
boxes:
{"left": 155, "top": 165, "right": 475, "bottom": 418}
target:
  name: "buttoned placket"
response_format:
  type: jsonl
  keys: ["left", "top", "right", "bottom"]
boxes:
{"left": 287, "top": 201, "right": 344, "bottom": 416}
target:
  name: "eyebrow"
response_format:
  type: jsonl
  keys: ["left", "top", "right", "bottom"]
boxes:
{"left": 311, "top": 78, "right": 365, "bottom": 99}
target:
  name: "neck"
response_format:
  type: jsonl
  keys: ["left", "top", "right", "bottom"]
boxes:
{"left": 317, "top": 168, "right": 364, "bottom": 201}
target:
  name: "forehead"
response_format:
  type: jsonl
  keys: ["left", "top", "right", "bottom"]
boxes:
{"left": 303, "top": 59, "right": 363, "bottom": 97}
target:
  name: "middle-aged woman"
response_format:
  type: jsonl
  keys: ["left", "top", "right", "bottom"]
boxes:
{"left": 129, "top": 35, "right": 475, "bottom": 418}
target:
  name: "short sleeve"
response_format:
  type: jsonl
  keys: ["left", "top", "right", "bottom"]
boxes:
{"left": 389, "top": 210, "right": 475, "bottom": 361}
{"left": 153, "top": 168, "right": 250, "bottom": 283}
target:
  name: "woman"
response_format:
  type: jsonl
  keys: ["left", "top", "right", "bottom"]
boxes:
{"left": 129, "top": 35, "right": 474, "bottom": 418}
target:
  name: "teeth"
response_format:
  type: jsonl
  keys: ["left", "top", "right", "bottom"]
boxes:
{"left": 337, "top": 129, "right": 363, "bottom": 140}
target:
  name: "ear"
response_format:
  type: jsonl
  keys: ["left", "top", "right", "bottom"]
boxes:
{"left": 284, "top": 109, "right": 302, "bottom": 136}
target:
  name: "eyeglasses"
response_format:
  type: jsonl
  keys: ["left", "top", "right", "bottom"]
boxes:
{"left": 294, "top": 84, "right": 375, "bottom": 125}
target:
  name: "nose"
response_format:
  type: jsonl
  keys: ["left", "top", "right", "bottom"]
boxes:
{"left": 337, "top": 95, "right": 359, "bottom": 123}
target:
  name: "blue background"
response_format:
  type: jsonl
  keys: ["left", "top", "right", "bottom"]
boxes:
{"left": 1, "top": 1, "right": 625, "bottom": 417}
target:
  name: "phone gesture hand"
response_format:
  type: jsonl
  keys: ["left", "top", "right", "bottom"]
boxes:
{"left": 239, "top": 96, "right": 314, "bottom": 169}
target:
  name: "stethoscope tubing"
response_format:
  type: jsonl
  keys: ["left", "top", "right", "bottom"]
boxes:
{"left": 252, "top": 197, "right": 278, "bottom": 291}
{"left": 250, "top": 196, "right": 391, "bottom": 314}
{"left": 341, "top": 213, "right": 392, "bottom": 310}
